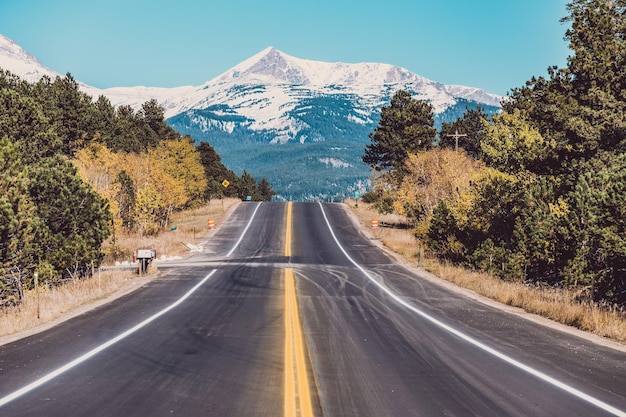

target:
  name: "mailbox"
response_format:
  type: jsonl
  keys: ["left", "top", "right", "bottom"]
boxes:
{"left": 136, "top": 249, "right": 156, "bottom": 275}
{"left": 137, "top": 249, "right": 156, "bottom": 259}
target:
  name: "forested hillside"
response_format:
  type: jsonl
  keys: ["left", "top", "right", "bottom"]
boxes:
{"left": 0, "top": 70, "right": 274, "bottom": 306}
{"left": 363, "top": 0, "right": 626, "bottom": 307}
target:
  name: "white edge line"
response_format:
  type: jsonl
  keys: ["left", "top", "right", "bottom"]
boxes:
{"left": 317, "top": 202, "right": 626, "bottom": 417}
{"left": 226, "top": 202, "right": 262, "bottom": 258}
{"left": 0, "top": 202, "right": 263, "bottom": 407}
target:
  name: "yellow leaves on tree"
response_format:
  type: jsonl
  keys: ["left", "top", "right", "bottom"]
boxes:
{"left": 397, "top": 148, "right": 484, "bottom": 238}
{"left": 451, "top": 167, "right": 520, "bottom": 234}
{"left": 480, "top": 109, "right": 554, "bottom": 173}
{"left": 148, "top": 137, "right": 207, "bottom": 209}
{"left": 135, "top": 182, "right": 162, "bottom": 236}
{"left": 73, "top": 137, "right": 207, "bottom": 235}
{"left": 73, "top": 142, "right": 123, "bottom": 233}
{"left": 73, "top": 142, "right": 120, "bottom": 199}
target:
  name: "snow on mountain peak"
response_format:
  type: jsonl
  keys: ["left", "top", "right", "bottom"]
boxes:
{"left": 217, "top": 46, "right": 314, "bottom": 85}
{"left": 0, "top": 34, "right": 61, "bottom": 83}
{"left": 215, "top": 46, "right": 429, "bottom": 88}
{"left": 0, "top": 34, "right": 34, "bottom": 61}
{"left": 0, "top": 36, "right": 503, "bottom": 122}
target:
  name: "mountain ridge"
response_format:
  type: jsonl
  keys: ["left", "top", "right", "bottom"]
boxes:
{"left": 0, "top": 35, "right": 502, "bottom": 116}
{"left": 0, "top": 34, "right": 503, "bottom": 200}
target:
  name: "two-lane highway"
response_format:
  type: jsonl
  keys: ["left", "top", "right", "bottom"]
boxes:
{"left": 0, "top": 202, "right": 624, "bottom": 416}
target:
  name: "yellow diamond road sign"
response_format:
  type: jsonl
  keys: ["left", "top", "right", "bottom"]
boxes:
{"left": 222, "top": 179, "right": 230, "bottom": 188}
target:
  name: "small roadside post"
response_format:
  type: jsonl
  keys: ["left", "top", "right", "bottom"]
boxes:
{"left": 221, "top": 179, "right": 230, "bottom": 212}
{"left": 417, "top": 241, "right": 422, "bottom": 268}
{"left": 34, "top": 272, "right": 39, "bottom": 319}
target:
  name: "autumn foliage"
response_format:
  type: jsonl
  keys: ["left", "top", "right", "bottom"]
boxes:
{"left": 363, "top": 1, "right": 626, "bottom": 307}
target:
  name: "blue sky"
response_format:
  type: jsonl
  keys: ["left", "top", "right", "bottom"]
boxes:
{"left": 0, "top": 0, "right": 571, "bottom": 96}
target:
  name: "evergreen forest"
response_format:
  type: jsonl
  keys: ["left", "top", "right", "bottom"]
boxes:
{"left": 0, "top": 70, "right": 274, "bottom": 306}
{"left": 363, "top": 0, "right": 626, "bottom": 307}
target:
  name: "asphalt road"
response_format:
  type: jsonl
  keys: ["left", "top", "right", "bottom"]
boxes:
{"left": 0, "top": 202, "right": 624, "bottom": 417}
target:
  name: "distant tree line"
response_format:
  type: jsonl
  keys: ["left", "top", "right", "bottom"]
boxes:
{"left": 362, "top": 0, "right": 626, "bottom": 307}
{"left": 0, "top": 69, "right": 275, "bottom": 306}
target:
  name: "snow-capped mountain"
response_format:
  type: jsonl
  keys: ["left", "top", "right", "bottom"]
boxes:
{"left": 163, "top": 47, "right": 500, "bottom": 144}
{"left": 0, "top": 35, "right": 61, "bottom": 83}
{"left": 161, "top": 46, "right": 502, "bottom": 199}
{"left": 0, "top": 34, "right": 502, "bottom": 200}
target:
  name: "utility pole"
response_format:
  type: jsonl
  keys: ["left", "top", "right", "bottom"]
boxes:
{"left": 446, "top": 129, "right": 467, "bottom": 152}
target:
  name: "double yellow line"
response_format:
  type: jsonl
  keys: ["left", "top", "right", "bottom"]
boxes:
{"left": 283, "top": 202, "right": 315, "bottom": 417}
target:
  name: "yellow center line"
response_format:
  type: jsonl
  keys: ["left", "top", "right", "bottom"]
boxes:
{"left": 284, "top": 202, "right": 314, "bottom": 417}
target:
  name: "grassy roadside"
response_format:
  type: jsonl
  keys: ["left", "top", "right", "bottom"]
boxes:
{"left": 347, "top": 200, "right": 626, "bottom": 344}
{"left": 0, "top": 198, "right": 240, "bottom": 342}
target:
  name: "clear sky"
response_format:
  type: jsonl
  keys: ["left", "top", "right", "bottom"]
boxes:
{"left": 0, "top": 0, "right": 571, "bottom": 96}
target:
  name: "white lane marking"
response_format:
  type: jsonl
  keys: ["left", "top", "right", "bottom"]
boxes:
{"left": 0, "top": 202, "right": 263, "bottom": 407}
{"left": 317, "top": 202, "right": 626, "bottom": 417}
{"left": 226, "top": 202, "right": 262, "bottom": 258}
{"left": 0, "top": 270, "right": 217, "bottom": 407}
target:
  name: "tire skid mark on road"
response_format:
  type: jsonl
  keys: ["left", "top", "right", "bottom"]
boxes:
{"left": 317, "top": 202, "right": 626, "bottom": 417}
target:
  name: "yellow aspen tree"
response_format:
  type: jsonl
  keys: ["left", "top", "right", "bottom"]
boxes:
{"left": 149, "top": 137, "right": 207, "bottom": 209}
{"left": 398, "top": 148, "right": 483, "bottom": 238}
{"left": 73, "top": 141, "right": 120, "bottom": 196}
{"left": 480, "top": 109, "right": 553, "bottom": 174}
{"left": 134, "top": 183, "right": 162, "bottom": 236}
{"left": 451, "top": 167, "right": 523, "bottom": 236}
{"left": 148, "top": 167, "right": 187, "bottom": 227}
{"left": 73, "top": 142, "right": 123, "bottom": 236}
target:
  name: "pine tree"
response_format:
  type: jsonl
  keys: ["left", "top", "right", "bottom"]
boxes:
{"left": 511, "top": 178, "right": 570, "bottom": 284}
{"left": 504, "top": 0, "right": 626, "bottom": 176}
{"left": 197, "top": 141, "right": 239, "bottom": 199}
{"left": 0, "top": 88, "right": 61, "bottom": 163}
{"left": 257, "top": 178, "right": 276, "bottom": 201}
{"left": 0, "top": 137, "right": 41, "bottom": 303}
{"left": 50, "top": 73, "right": 94, "bottom": 157}
{"left": 140, "top": 99, "right": 179, "bottom": 141}
{"left": 237, "top": 170, "right": 259, "bottom": 201}
{"left": 363, "top": 90, "right": 436, "bottom": 176}
{"left": 563, "top": 0, "right": 626, "bottom": 153}
{"left": 115, "top": 170, "right": 136, "bottom": 230}
{"left": 564, "top": 154, "right": 626, "bottom": 304}
{"left": 113, "top": 105, "right": 138, "bottom": 152}
{"left": 92, "top": 95, "right": 117, "bottom": 147}
{"left": 28, "top": 155, "right": 111, "bottom": 283}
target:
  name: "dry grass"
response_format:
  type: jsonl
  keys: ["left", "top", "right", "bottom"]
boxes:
{"left": 0, "top": 270, "right": 136, "bottom": 340}
{"left": 108, "top": 198, "right": 240, "bottom": 262}
{"left": 0, "top": 198, "right": 240, "bottom": 341}
{"left": 348, "top": 199, "right": 626, "bottom": 343}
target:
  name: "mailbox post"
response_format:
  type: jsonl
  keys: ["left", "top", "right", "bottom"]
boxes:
{"left": 136, "top": 249, "right": 156, "bottom": 276}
